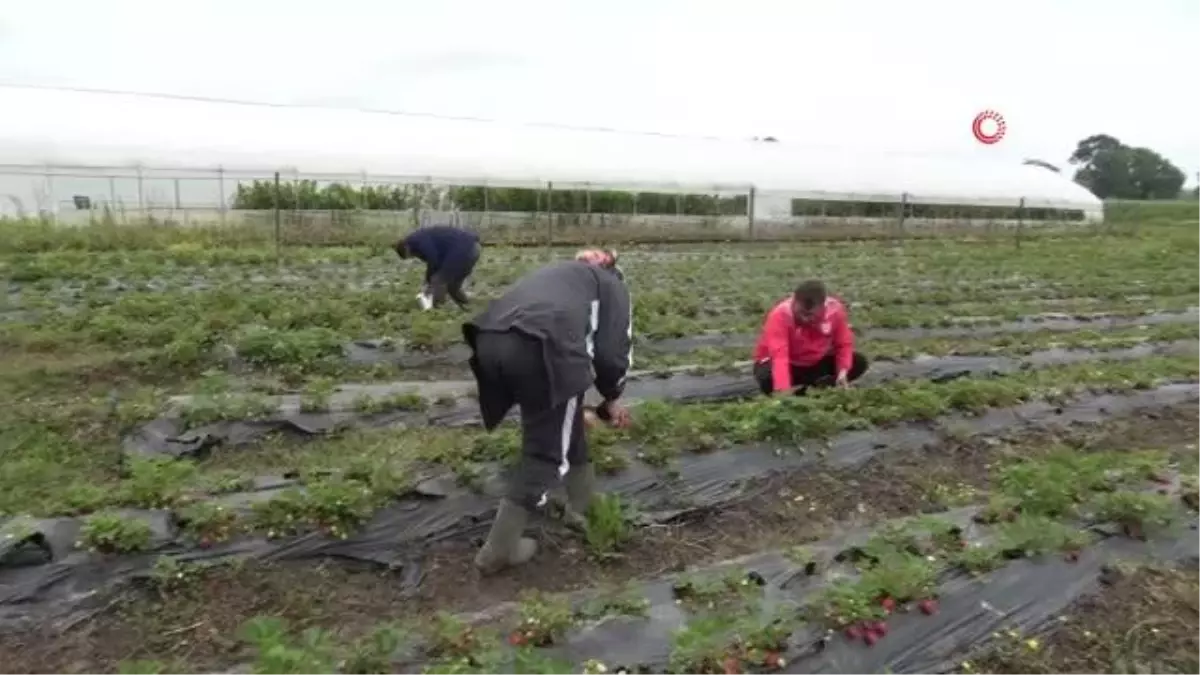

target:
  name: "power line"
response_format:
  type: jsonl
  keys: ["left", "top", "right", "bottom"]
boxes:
{"left": 0, "top": 81, "right": 731, "bottom": 143}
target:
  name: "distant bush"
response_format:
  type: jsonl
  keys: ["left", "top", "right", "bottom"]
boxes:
{"left": 1104, "top": 199, "right": 1199, "bottom": 224}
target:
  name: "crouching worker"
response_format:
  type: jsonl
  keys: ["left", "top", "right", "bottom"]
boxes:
{"left": 753, "top": 279, "right": 869, "bottom": 396}
{"left": 392, "top": 225, "right": 482, "bottom": 310}
{"left": 464, "top": 248, "right": 633, "bottom": 575}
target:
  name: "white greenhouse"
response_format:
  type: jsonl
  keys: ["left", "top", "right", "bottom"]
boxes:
{"left": 0, "top": 85, "right": 1103, "bottom": 225}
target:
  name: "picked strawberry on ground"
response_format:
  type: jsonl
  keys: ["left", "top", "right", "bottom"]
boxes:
{"left": 879, "top": 596, "right": 896, "bottom": 613}
{"left": 918, "top": 598, "right": 939, "bottom": 615}
{"left": 870, "top": 621, "right": 889, "bottom": 636}
{"left": 763, "top": 651, "right": 784, "bottom": 669}
{"left": 1064, "top": 550, "right": 1080, "bottom": 563}
{"left": 507, "top": 631, "right": 527, "bottom": 646}
{"left": 722, "top": 656, "right": 742, "bottom": 674}
{"left": 844, "top": 623, "right": 863, "bottom": 640}
{"left": 863, "top": 632, "right": 879, "bottom": 647}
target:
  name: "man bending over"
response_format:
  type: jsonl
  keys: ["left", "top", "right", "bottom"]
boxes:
{"left": 753, "top": 279, "right": 869, "bottom": 395}
{"left": 393, "top": 225, "right": 482, "bottom": 310}
{"left": 464, "top": 248, "right": 633, "bottom": 575}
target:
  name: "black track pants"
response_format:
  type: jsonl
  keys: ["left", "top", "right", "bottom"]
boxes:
{"left": 470, "top": 330, "right": 587, "bottom": 510}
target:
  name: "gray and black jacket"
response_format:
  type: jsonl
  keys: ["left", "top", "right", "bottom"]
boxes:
{"left": 463, "top": 260, "right": 632, "bottom": 419}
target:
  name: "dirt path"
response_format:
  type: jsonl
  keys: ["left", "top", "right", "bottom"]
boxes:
{"left": 1, "top": 405, "right": 1195, "bottom": 673}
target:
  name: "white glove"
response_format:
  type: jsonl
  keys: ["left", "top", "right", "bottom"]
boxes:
{"left": 416, "top": 291, "right": 433, "bottom": 310}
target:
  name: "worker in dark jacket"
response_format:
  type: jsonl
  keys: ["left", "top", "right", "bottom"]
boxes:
{"left": 393, "top": 226, "right": 482, "bottom": 310}
{"left": 464, "top": 248, "right": 633, "bottom": 575}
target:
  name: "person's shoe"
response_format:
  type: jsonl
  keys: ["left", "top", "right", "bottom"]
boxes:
{"left": 561, "top": 464, "right": 596, "bottom": 532}
{"left": 474, "top": 499, "right": 538, "bottom": 575}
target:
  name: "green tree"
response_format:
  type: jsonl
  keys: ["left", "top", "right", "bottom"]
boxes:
{"left": 1068, "top": 134, "right": 1185, "bottom": 200}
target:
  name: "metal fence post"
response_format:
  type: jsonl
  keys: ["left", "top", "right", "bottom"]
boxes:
{"left": 545, "top": 181, "right": 554, "bottom": 256}
{"left": 218, "top": 166, "right": 227, "bottom": 226}
{"left": 273, "top": 171, "right": 282, "bottom": 261}
{"left": 136, "top": 166, "right": 145, "bottom": 221}
{"left": 173, "top": 178, "right": 184, "bottom": 226}
{"left": 1016, "top": 197, "right": 1026, "bottom": 249}
{"left": 898, "top": 192, "right": 908, "bottom": 243}
{"left": 747, "top": 186, "right": 756, "bottom": 240}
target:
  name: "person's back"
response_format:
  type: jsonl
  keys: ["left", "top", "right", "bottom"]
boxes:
{"left": 463, "top": 252, "right": 633, "bottom": 576}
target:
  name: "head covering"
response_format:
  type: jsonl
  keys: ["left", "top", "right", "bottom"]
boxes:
{"left": 575, "top": 248, "right": 624, "bottom": 280}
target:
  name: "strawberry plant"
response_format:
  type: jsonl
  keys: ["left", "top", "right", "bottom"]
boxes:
{"left": 250, "top": 488, "right": 312, "bottom": 538}
{"left": 668, "top": 615, "right": 739, "bottom": 674}
{"left": 122, "top": 457, "right": 198, "bottom": 509}
{"left": 672, "top": 571, "right": 764, "bottom": 613}
{"left": 427, "top": 610, "right": 482, "bottom": 658}
{"left": 995, "top": 514, "right": 1093, "bottom": 557}
{"left": 176, "top": 501, "right": 241, "bottom": 546}
{"left": 147, "top": 555, "right": 203, "bottom": 594}
{"left": 577, "top": 585, "right": 651, "bottom": 621}
{"left": 304, "top": 478, "right": 383, "bottom": 538}
{"left": 238, "top": 616, "right": 338, "bottom": 674}
{"left": 1090, "top": 490, "right": 1176, "bottom": 538}
{"left": 300, "top": 377, "right": 336, "bottom": 413}
{"left": 343, "top": 623, "right": 405, "bottom": 674}
{"left": 952, "top": 543, "right": 1006, "bottom": 576}
{"left": 79, "top": 512, "right": 154, "bottom": 554}
{"left": 511, "top": 591, "right": 575, "bottom": 647}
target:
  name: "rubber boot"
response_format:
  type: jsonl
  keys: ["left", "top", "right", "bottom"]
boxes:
{"left": 561, "top": 463, "right": 596, "bottom": 532}
{"left": 474, "top": 499, "right": 538, "bottom": 575}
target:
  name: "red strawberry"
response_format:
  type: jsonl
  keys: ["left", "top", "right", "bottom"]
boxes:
{"left": 844, "top": 624, "right": 863, "bottom": 640}
{"left": 959, "top": 539, "right": 969, "bottom": 549}
{"left": 1064, "top": 550, "right": 1080, "bottom": 563}
{"left": 918, "top": 598, "right": 939, "bottom": 615}
{"left": 871, "top": 621, "right": 889, "bottom": 636}
{"left": 722, "top": 656, "right": 741, "bottom": 674}
{"left": 198, "top": 536, "right": 212, "bottom": 549}
{"left": 763, "top": 651, "right": 782, "bottom": 669}
{"left": 863, "top": 632, "right": 878, "bottom": 647}
{"left": 508, "top": 631, "right": 526, "bottom": 646}
{"left": 880, "top": 596, "right": 896, "bottom": 613}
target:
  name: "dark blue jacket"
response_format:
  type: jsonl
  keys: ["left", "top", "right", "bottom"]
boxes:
{"left": 403, "top": 226, "right": 480, "bottom": 282}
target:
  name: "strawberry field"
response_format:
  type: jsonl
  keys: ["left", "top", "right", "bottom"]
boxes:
{"left": 0, "top": 215, "right": 1198, "bottom": 674}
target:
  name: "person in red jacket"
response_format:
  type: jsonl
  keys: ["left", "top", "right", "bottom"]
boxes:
{"left": 752, "top": 280, "right": 869, "bottom": 395}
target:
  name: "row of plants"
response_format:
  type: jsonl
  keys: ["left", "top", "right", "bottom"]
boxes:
{"left": 7, "top": 354, "right": 1194, "bottom": 551}
{"left": 117, "top": 444, "right": 1194, "bottom": 674}
{"left": 4, "top": 275, "right": 1193, "bottom": 372}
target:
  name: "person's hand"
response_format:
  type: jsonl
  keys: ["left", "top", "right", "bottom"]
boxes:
{"left": 583, "top": 409, "right": 601, "bottom": 429}
{"left": 835, "top": 371, "right": 851, "bottom": 389}
{"left": 597, "top": 400, "right": 632, "bottom": 429}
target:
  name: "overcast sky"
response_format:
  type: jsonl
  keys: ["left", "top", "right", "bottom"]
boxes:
{"left": 1, "top": 0, "right": 1196, "bottom": 182}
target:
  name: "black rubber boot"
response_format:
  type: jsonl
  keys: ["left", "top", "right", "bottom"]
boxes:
{"left": 474, "top": 499, "right": 538, "bottom": 575}
{"left": 561, "top": 463, "right": 596, "bottom": 532}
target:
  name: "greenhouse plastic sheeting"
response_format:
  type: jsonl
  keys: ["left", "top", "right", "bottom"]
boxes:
{"left": 4, "top": 383, "right": 1195, "bottom": 629}
{"left": 122, "top": 341, "right": 1196, "bottom": 460}
{"left": 641, "top": 309, "right": 1200, "bottom": 354}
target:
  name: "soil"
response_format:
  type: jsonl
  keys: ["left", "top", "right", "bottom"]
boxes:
{"left": 968, "top": 565, "right": 1199, "bottom": 674}
{"left": 1, "top": 405, "right": 1196, "bottom": 673}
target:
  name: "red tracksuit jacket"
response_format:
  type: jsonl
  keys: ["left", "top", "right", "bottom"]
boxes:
{"left": 753, "top": 296, "right": 855, "bottom": 392}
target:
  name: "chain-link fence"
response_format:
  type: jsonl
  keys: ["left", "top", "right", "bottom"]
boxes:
{"left": 0, "top": 163, "right": 1112, "bottom": 249}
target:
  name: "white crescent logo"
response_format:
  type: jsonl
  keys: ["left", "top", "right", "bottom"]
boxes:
{"left": 820, "top": 321, "right": 831, "bottom": 334}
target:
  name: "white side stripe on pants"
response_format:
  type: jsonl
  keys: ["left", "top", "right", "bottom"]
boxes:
{"left": 535, "top": 396, "right": 578, "bottom": 508}
{"left": 558, "top": 396, "right": 577, "bottom": 478}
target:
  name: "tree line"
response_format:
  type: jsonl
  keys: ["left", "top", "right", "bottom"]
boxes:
{"left": 231, "top": 133, "right": 1195, "bottom": 212}
{"left": 231, "top": 180, "right": 747, "bottom": 215}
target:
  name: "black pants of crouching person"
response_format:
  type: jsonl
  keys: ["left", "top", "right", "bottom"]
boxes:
{"left": 753, "top": 351, "right": 870, "bottom": 395}
{"left": 428, "top": 242, "right": 482, "bottom": 309}
{"left": 470, "top": 329, "right": 587, "bottom": 510}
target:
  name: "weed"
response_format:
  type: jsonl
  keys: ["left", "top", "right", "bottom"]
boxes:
{"left": 181, "top": 391, "right": 277, "bottom": 427}
{"left": 78, "top": 512, "right": 154, "bottom": 554}
{"left": 583, "top": 493, "right": 634, "bottom": 559}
